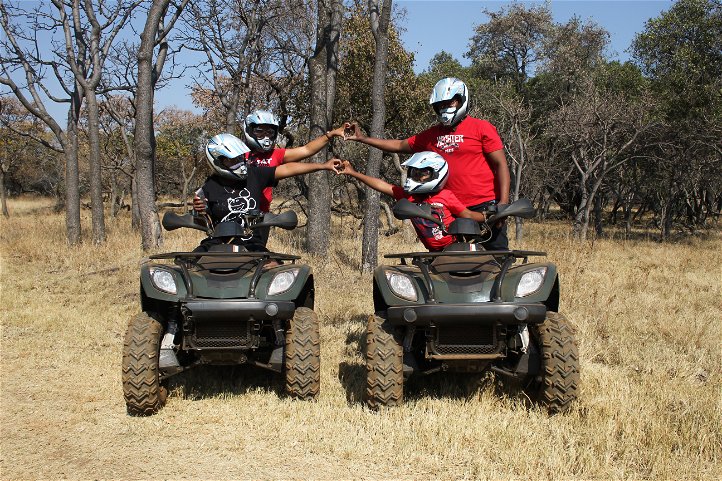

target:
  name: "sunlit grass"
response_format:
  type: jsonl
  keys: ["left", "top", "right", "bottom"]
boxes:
{"left": 1, "top": 196, "right": 720, "bottom": 479}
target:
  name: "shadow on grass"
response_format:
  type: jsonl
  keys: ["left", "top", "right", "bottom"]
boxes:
{"left": 166, "top": 364, "right": 284, "bottom": 401}
{"left": 403, "top": 371, "right": 497, "bottom": 403}
{"left": 338, "top": 361, "right": 366, "bottom": 405}
{"left": 333, "top": 248, "right": 360, "bottom": 270}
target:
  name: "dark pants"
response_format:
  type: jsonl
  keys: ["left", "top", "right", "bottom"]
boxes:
{"left": 468, "top": 200, "right": 509, "bottom": 250}
{"left": 193, "top": 237, "right": 269, "bottom": 253}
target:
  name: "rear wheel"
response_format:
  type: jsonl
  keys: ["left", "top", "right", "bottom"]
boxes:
{"left": 365, "top": 315, "right": 403, "bottom": 408}
{"left": 122, "top": 312, "right": 167, "bottom": 416}
{"left": 527, "top": 312, "right": 579, "bottom": 413}
{"left": 284, "top": 307, "right": 320, "bottom": 400}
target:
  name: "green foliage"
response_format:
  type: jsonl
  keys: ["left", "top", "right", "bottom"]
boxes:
{"left": 632, "top": 0, "right": 722, "bottom": 121}
{"left": 334, "top": 3, "right": 428, "bottom": 141}
{"left": 466, "top": 2, "right": 553, "bottom": 91}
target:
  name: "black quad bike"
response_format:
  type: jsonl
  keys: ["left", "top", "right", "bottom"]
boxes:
{"left": 366, "top": 199, "right": 579, "bottom": 412}
{"left": 122, "top": 210, "right": 320, "bottom": 416}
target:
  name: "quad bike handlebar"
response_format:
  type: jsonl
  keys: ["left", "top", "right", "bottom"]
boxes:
{"left": 392, "top": 197, "right": 536, "bottom": 233}
{"left": 161, "top": 210, "right": 299, "bottom": 237}
{"left": 393, "top": 197, "right": 536, "bottom": 242}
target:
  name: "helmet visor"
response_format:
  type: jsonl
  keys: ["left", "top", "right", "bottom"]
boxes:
{"left": 251, "top": 125, "right": 277, "bottom": 137}
{"left": 408, "top": 166, "right": 436, "bottom": 183}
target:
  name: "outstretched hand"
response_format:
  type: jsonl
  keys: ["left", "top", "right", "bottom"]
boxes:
{"left": 343, "top": 122, "right": 364, "bottom": 141}
{"left": 334, "top": 159, "right": 355, "bottom": 175}
{"left": 324, "top": 158, "right": 343, "bottom": 173}
{"left": 192, "top": 195, "right": 207, "bottom": 214}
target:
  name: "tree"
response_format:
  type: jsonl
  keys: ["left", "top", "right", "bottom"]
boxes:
{"left": 53, "top": 0, "right": 140, "bottom": 244}
{"left": 0, "top": 98, "right": 59, "bottom": 216}
{"left": 134, "top": 0, "right": 188, "bottom": 251}
{"left": 632, "top": 0, "right": 722, "bottom": 239}
{"left": 0, "top": 1, "right": 85, "bottom": 244}
{"left": 305, "top": 0, "right": 342, "bottom": 256}
{"left": 545, "top": 73, "right": 654, "bottom": 240}
{"left": 359, "top": 0, "right": 392, "bottom": 272}
{"left": 154, "top": 108, "right": 205, "bottom": 204}
{"left": 466, "top": 2, "right": 552, "bottom": 93}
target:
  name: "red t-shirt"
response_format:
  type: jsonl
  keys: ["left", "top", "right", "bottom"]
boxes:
{"left": 391, "top": 186, "right": 467, "bottom": 251}
{"left": 406, "top": 116, "right": 504, "bottom": 206}
{"left": 245, "top": 148, "right": 286, "bottom": 212}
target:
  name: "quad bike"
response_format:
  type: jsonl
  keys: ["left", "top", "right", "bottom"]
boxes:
{"left": 122, "top": 210, "right": 320, "bottom": 415}
{"left": 366, "top": 199, "right": 579, "bottom": 412}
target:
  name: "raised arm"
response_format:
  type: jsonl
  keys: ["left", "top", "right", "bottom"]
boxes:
{"left": 337, "top": 159, "right": 395, "bottom": 197}
{"left": 282, "top": 125, "right": 346, "bottom": 163}
{"left": 344, "top": 122, "right": 413, "bottom": 154}
{"left": 274, "top": 158, "right": 341, "bottom": 180}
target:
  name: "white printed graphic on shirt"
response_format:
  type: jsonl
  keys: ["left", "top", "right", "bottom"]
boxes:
{"left": 435, "top": 134, "right": 464, "bottom": 153}
{"left": 222, "top": 188, "right": 257, "bottom": 240}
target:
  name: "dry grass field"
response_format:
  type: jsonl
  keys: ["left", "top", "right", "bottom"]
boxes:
{"left": 1, "top": 196, "right": 720, "bottom": 480}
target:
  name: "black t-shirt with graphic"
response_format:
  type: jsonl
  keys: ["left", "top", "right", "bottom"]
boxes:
{"left": 197, "top": 166, "right": 276, "bottom": 250}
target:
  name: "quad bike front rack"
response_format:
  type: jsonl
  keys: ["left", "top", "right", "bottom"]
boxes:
{"left": 150, "top": 251, "right": 300, "bottom": 299}
{"left": 384, "top": 249, "right": 547, "bottom": 302}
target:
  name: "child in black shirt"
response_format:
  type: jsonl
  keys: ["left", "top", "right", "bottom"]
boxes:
{"left": 193, "top": 133, "right": 340, "bottom": 252}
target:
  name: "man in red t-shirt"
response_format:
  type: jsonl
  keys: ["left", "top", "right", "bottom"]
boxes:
{"left": 242, "top": 109, "right": 346, "bottom": 244}
{"left": 345, "top": 77, "right": 511, "bottom": 250}
{"left": 336, "top": 152, "right": 486, "bottom": 252}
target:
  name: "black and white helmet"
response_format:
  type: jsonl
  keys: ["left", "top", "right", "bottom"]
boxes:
{"left": 205, "top": 133, "right": 251, "bottom": 181}
{"left": 244, "top": 110, "right": 279, "bottom": 152}
{"left": 402, "top": 151, "right": 449, "bottom": 194}
{"left": 429, "top": 77, "right": 469, "bottom": 127}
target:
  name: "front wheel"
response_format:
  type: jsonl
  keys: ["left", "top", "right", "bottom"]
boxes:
{"left": 284, "top": 307, "right": 320, "bottom": 400}
{"left": 527, "top": 312, "right": 579, "bottom": 413}
{"left": 365, "top": 315, "right": 403, "bottom": 409}
{"left": 122, "top": 312, "right": 167, "bottom": 416}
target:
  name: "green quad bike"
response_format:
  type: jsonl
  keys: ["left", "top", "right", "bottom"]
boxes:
{"left": 366, "top": 198, "right": 579, "bottom": 412}
{"left": 122, "top": 210, "right": 320, "bottom": 416}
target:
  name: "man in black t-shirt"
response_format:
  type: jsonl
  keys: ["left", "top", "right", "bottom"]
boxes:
{"left": 193, "top": 133, "right": 340, "bottom": 252}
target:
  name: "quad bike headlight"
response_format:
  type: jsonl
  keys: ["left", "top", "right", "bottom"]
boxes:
{"left": 516, "top": 267, "right": 547, "bottom": 297}
{"left": 150, "top": 267, "right": 177, "bottom": 295}
{"left": 268, "top": 268, "right": 300, "bottom": 296}
{"left": 385, "top": 271, "right": 418, "bottom": 301}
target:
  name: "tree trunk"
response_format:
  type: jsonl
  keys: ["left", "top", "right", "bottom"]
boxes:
{"left": 65, "top": 92, "right": 82, "bottom": 245}
{"left": 593, "top": 190, "right": 604, "bottom": 237}
{"left": 0, "top": 166, "right": 8, "bottom": 218}
{"left": 134, "top": 1, "right": 172, "bottom": 251}
{"left": 361, "top": 0, "right": 392, "bottom": 273}
{"left": 86, "top": 92, "right": 106, "bottom": 244}
{"left": 131, "top": 173, "right": 140, "bottom": 229}
{"left": 306, "top": 0, "right": 342, "bottom": 256}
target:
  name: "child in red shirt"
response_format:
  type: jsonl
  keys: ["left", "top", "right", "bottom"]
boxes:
{"left": 336, "top": 152, "right": 486, "bottom": 251}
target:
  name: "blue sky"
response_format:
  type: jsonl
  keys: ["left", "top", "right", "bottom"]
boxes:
{"left": 396, "top": 0, "right": 673, "bottom": 73}
{"left": 13, "top": 0, "right": 673, "bottom": 121}
{"left": 152, "top": 0, "right": 672, "bottom": 113}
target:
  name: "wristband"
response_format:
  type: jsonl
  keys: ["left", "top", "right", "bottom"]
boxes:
{"left": 324, "top": 131, "right": 332, "bottom": 141}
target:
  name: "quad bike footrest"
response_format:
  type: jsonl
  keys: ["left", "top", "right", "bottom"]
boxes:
{"left": 386, "top": 302, "right": 546, "bottom": 326}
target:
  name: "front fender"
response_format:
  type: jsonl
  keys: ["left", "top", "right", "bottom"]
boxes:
{"left": 140, "top": 263, "right": 187, "bottom": 302}
{"left": 502, "top": 262, "right": 559, "bottom": 305}
{"left": 373, "top": 265, "right": 427, "bottom": 312}
{"left": 259, "top": 264, "right": 314, "bottom": 306}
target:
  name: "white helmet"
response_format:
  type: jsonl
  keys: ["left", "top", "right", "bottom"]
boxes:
{"left": 402, "top": 151, "right": 449, "bottom": 194}
{"left": 429, "top": 77, "right": 469, "bottom": 127}
{"left": 205, "top": 133, "right": 251, "bottom": 181}
{"left": 244, "top": 110, "right": 279, "bottom": 152}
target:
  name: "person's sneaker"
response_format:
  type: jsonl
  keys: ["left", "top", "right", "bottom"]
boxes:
{"left": 159, "top": 348, "right": 181, "bottom": 371}
{"left": 402, "top": 352, "right": 418, "bottom": 379}
{"left": 268, "top": 346, "right": 284, "bottom": 370}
